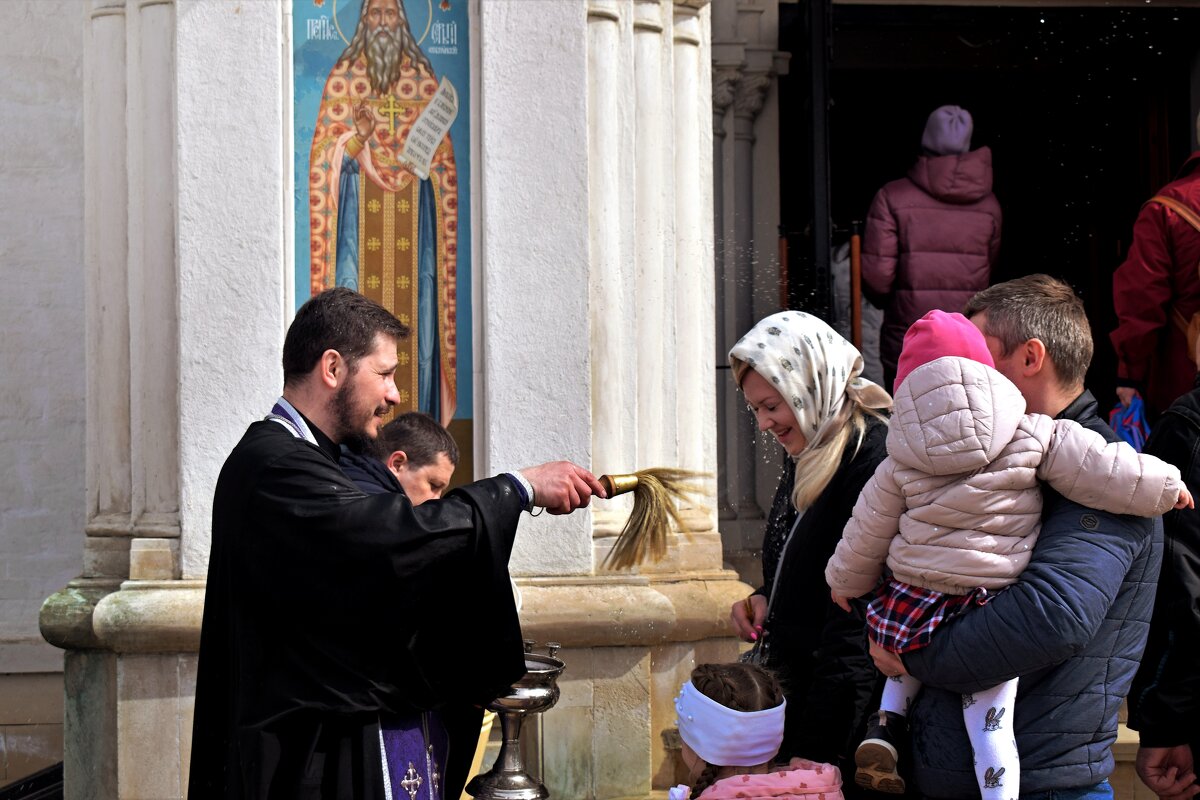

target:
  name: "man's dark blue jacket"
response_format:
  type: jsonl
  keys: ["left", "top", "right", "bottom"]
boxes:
{"left": 903, "top": 390, "right": 1163, "bottom": 797}
{"left": 339, "top": 445, "right": 404, "bottom": 495}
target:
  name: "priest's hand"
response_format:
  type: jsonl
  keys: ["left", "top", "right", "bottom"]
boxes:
{"left": 520, "top": 461, "right": 607, "bottom": 514}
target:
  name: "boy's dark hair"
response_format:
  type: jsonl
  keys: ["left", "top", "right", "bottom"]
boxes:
{"left": 375, "top": 412, "right": 459, "bottom": 468}
{"left": 688, "top": 662, "right": 785, "bottom": 798}
{"left": 282, "top": 288, "right": 409, "bottom": 387}
{"left": 962, "top": 274, "right": 1093, "bottom": 389}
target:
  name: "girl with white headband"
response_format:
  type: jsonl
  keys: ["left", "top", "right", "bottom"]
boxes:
{"left": 669, "top": 663, "right": 844, "bottom": 800}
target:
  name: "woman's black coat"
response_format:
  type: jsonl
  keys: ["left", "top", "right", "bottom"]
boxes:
{"left": 755, "top": 417, "right": 889, "bottom": 777}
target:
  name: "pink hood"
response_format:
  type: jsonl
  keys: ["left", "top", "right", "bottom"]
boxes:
{"left": 887, "top": 356, "right": 1025, "bottom": 477}
{"left": 907, "top": 146, "right": 994, "bottom": 204}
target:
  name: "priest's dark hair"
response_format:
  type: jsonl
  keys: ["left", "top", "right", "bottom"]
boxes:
{"left": 375, "top": 412, "right": 459, "bottom": 468}
{"left": 282, "top": 287, "right": 409, "bottom": 387}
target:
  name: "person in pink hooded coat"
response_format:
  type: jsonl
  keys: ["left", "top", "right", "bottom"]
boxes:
{"left": 824, "top": 311, "right": 1191, "bottom": 800}
{"left": 862, "top": 106, "right": 1002, "bottom": 391}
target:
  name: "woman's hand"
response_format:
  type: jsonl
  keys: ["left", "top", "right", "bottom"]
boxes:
{"left": 830, "top": 588, "right": 852, "bottom": 613}
{"left": 730, "top": 594, "right": 767, "bottom": 642}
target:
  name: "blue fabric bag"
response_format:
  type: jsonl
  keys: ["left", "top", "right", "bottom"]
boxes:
{"left": 1109, "top": 395, "right": 1152, "bottom": 452}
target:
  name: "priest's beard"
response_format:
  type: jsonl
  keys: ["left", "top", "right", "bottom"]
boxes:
{"left": 331, "top": 380, "right": 389, "bottom": 445}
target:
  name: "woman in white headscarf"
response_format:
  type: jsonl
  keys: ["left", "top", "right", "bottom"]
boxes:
{"left": 727, "top": 311, "right": 891, "bottom": 794}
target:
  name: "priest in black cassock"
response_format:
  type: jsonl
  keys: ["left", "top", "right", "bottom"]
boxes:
{"left": 188, "top": 288, "right": 604, "bottom": 800}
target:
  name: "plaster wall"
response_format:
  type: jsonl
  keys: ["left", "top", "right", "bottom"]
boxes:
{"left": 175, "top": 0, "right": 290, "bottom": 578}
{"left": 477, "top": 0, "right": 594, "bottom": 576}
{"left": 0, "top": 0, "right": 86, "bottom": 675}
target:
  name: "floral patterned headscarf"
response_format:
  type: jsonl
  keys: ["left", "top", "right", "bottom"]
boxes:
{"left": 729, "top": 311, "right": 891, "bottom": 450}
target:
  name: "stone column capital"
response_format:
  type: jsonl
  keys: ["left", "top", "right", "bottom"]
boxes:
{"left": 587, "top": 1, "right": 621, "bottom": 23}
{"left": 713, "top": 63, "right": 743, "bottom": 117}
{"left": 633, "top": 0, "right": 664, "bottom": 32}
{"left": 732, "top": 70, "right": 771, "bottom": 120}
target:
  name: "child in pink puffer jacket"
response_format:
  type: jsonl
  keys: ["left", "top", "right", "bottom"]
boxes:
{"left": 669, "top": 662, "right": 844, "bottom": 800}
{"left": 824, "top": 310, "right": 1192, "bottom": 800}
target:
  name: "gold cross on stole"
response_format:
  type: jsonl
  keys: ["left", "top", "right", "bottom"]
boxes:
{"left": 379, "top": 95, "right": 403, "bottom": 136}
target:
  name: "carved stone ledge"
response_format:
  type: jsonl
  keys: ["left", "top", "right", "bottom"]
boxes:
{"left": 40, "top": 571, "right": 752, "bottom": 656}
{"left": 40, "top": 578, "right": 124, "bottom": 651}
{"left": 91, "top": 580, "right": 205, "bottom": 653}
{"left": 517, "top": 571, "right": 751, "bottom": 647}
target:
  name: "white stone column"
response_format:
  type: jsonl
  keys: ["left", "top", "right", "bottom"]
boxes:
{"left": 84, "top": 0, "right": 133, "bottom": 584}
{"left": 51, "top": 4, "right": 133, "bottom": 797}
{"left": 495, "top": 1, "right": 750, "bottom": 797}
{"left": 478, "top": 0, "right": 594, "bottom": 577}
{"left": 661, "top": 2, "right": 722, "bottom": 576}
{"left": 128, "top": 0, "right": 181, "bottom": 581}
{"left": 672, "top": 3, "right": 710, "bottom": 476}
{"left": 729, "top": 68, "right": 769, "bottom": 514}
{"left": 175, "top": 0, "right": 289, "bottom": 578}
{"left": 711, "top": 0, "right": 788, "bottom": 579}
{"left": 711, "top": 58, "right": 740, "bottom": 521}
{"left": 633, "top": 0, "right": 672, "bottom": 468}
{"left": 588, "top": 0, "right": 640, "bottom": 554}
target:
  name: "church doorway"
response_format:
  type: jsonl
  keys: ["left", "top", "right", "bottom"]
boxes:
{"left": 778, "top": 2, "right": 1200, "bottom": 405}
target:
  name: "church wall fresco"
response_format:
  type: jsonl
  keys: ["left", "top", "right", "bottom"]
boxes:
{"left": 293, "top": 0, "right": 473, "bottom": 474}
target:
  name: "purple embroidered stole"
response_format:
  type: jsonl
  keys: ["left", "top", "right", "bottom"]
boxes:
{"left": 382, "top": 712, "right": 449, "bottom": 800}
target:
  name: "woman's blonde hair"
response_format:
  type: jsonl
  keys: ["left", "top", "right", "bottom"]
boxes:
{"left": 788, "top": 403, "right": 883, "bottom": 511}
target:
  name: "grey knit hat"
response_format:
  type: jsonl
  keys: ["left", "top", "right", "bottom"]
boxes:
{"left": 921, "top": 105, "right": 973, "bottom": 156}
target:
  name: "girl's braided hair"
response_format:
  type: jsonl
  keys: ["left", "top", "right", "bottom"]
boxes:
{"left": 687, "top": 662, "right": 785, "bottom": 798}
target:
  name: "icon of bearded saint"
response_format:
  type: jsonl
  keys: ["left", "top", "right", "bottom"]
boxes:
{"left": 309, "top": 0, "right": 458, "bottom": 426}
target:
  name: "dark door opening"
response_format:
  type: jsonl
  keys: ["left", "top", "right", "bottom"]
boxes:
{"left": 780, "top": 4, "right": 1200, "bottom": 405}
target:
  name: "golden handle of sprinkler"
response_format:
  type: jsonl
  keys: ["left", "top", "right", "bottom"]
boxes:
{"left": 599, "top": 473, "right": 640, "bottom": 498}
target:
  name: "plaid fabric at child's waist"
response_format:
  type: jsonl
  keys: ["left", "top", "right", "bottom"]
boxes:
{"left": 866, "top": 579, "right": 988, "bottom": 655}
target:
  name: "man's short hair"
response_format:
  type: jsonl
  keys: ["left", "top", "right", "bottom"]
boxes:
{"left": 963, "top": 274, "right": 1093, "bottom": 389}
{"left": 375, "top": 412, "right": 459, "bottom": 468}
{"left": 282, "top": 288, "right": 409, "bottom": 386}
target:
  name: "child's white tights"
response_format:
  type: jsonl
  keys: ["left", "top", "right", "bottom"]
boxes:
{"left": 880, "top": 674, "right": 1020, "bottom": 800}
